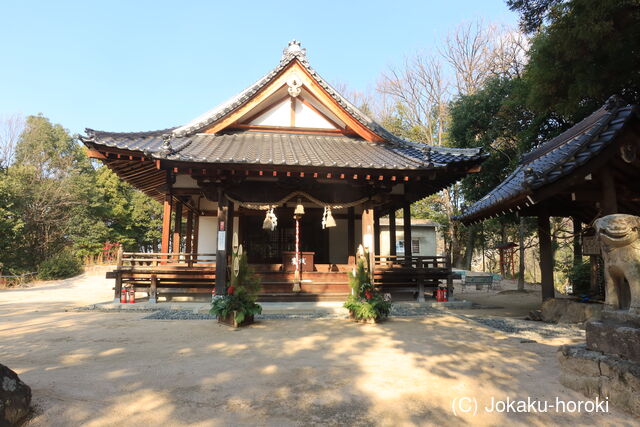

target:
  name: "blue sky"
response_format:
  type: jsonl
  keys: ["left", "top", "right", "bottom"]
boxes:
{"left": 0, "top": 1, "right": 518, "bottom": 135}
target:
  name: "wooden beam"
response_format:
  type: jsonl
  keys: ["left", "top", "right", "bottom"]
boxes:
{"left": 347, "top": 207, "right": 355, "bottom": 258}
{"left": 192, "top": 214, "right": 200, "bottom": 254}
{"left": 226, "top": 201, "right": 235, "bottom": 254}
{"left": 229, "top": 124, "right": 349, "bottom": 136}
{"left": 215, "top": 192, "right": 229, "bottom": 295}
{"left": 403, "top": 202, "right": 412, "bottom": 261}
{"left": 161, "top": 195, "right": 172, "bottom": 259}
{"left": 361, "top": 203, "right": 375, "bottom": 272}
{"left": 537, "top": 209, "right": 555, "bottom": 301}
{"left": 173, "top": 201, "right": 183, "bottom": 254}
{"left": 185, "top": 209, "right": 194, "bottom": 254}
{"left": 85, "top": 148, "right": 107, "bottom": 159}
{"left": 467, "top": 165, "right": 482, "bottom": 173}
{"left": 373, "top": 210, "right": 381, "bottom": 256}
{"left": 389, "top": 211, "right": 397, "bottom": 256}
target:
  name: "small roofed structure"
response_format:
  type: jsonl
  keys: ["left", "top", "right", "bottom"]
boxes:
{"left": 458, "top": 97, "right": 640, "bottom": 300}
{"left": 81, "top": 41, "right": 487, "bottom": 302}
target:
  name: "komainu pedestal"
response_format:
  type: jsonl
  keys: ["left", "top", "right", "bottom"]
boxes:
{"left": 558, "top": 214, "right": 640, "bottom": 416}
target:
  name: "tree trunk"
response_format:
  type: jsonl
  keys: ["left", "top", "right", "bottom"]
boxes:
{"left": 451, "top": 223, "right": 465, "bottom": 269}
{"left": 462, "top": 225, "right": 478, "bottom": 270}
{"left": 517, "top": 216, "right": 525, "bottom": 291}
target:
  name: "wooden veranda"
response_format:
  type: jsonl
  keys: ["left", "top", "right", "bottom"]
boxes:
{"left": 110, "top": 250, "right": 459, "bottom": 302}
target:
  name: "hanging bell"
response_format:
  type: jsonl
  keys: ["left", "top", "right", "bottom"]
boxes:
{"left": 294, "top": 198, "right": 305, "bottom": 216}
{"left": 325, "top": 207, "right": 336, "bottom": 228}
{"left": 262, "top": 209, "right": 273, "bottom": 230}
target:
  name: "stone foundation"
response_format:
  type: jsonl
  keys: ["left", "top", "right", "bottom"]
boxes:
{"left": 538, "top": 298, "right": 603, "bottom": 323}
{"left": 558, "top": 309, "right": 640, "bottom": 416}
{"left": 558, "top": 345, "right": 640, "bottom": 416}
{"left": 586, "top": 321, "right": 640, "bottom": 361}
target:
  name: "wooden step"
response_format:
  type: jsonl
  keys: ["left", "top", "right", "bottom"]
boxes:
{"left": 258, "top": 292, "right": 349, "bottom": 302}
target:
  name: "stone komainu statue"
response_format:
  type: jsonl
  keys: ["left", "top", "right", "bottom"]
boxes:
{"left": 594, "top": 214, "right": 640, "bottom": 313}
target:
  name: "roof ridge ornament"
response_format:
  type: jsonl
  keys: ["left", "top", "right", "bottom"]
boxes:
{"left": 604, "top": 94, "right": 626, "bottom": 111}
{"left": 281, "top": 40, "right": 306, "bottom": 62}
{"left": 161, "top": 133, "right": 173, "bottom": 155}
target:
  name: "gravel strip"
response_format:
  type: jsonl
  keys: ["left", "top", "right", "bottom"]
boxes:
{"left": 142, "top": 311, "right": 349, "bottom": 320}
{"left": 390, "top": 305, "right": 442, "bottom": 317}
{"left": 141, "top": 304, "right": 444, "bottom": 320}
{"left": 462, "top": 315, "right": 585, "bottom": 340}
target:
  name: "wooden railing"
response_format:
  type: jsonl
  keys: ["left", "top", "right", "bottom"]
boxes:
{"left": 116, "top": 251, "right": 216, "bottom": 269}
{"left": 373, "top": 255, "right": 450, "bottom": 270}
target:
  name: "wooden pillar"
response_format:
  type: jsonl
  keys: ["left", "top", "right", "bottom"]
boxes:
{"left": 192, "top": 214, "right": 200, "bottom": 255}
{"left": 185, "top": 209, "right": 194, "bottom": 254}
{"left": 114, "top": 275, "right": 122, "bottom": 302}
{"left": 537, "top": 211, "right": 555, "bottom": 301}
{"left": 161, "top": 194, "right": 172, "bottom": 256}
{"left": 215, "top": 193, "right": 229, "bottom": 295}
{"left": 347, "top": 207, "right": 355, "bottom": 258}
{"left": 601, "top": 168, "right": 618, "bottom": 215}
{"left": 172, "top": 200, "right": 183, "bottom": 256}
{"left": 373, "top": 210, "right": 381, "bottom": 256}
{"left": 389, "top": 211, "right": 397, "bottom": 256}
{"left": 361, "top": 203, "right": 375, "bottom": 272}
{"left": 403, "top": 202, "right": 412, "bottom": 263}
{"left": 226, "top": 202, "right": 235, "bottom": 254}
{"left": 149, "top": 274, "right": 157, "bottom": 303}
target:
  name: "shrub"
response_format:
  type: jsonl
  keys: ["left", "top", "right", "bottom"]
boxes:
{"left": 568, "top": 260, "right": 591, "bottom": 295}
{"left": 210, "top": 248, "right": 262, "bottom": 324}
{"left": 38, "top": 250, "right": 83, "bottom": 280}
{"left": 344, "top": 248, "right": 392, "bottom": 321}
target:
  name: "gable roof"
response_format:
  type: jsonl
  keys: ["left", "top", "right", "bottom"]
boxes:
{"left": 171, "top": 41, "right": 400, "bottom": 142}
{"left": 81, "top": 41, "right": 485, "bottom": 172}
{"left": 457, "top": 98, "right": 640, "bottom": 224}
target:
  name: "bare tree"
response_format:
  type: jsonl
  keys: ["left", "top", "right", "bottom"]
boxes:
{"left": 378, "top": 54, "right": 450, "bottom": 145}
{"left": 488, "top": 28, "right": 530, "bottom": 79}
{"left": 0, "top": 114, "right": 24, "bottom": 169}
{"left": 443, "top": 21, "right": 529, "bottom": 94}
{"left": 442, "top": 20, "right": 495, "bottom": 96}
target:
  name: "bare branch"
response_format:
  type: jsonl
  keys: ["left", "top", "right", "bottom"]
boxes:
{"left": 0, "top": 114, "right": 24, "bottom": 169}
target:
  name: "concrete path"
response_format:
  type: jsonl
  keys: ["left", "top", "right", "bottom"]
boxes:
{"left": 0, "top": 270, "right": 635, "bottom": 426}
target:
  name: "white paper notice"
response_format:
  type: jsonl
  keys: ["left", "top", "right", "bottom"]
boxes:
{"left": 217, "top": 231, "right": 226, "bottom": 251}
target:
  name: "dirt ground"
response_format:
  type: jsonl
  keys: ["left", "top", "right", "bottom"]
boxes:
{"left": 455, "top": 279, "right": 549, "bottom": 318}
{"left": 1, "top": 270, "right": 636, "bottom": 426}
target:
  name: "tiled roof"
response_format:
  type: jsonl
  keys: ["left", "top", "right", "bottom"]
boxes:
{"left": 457, "top": 98, "right": 639, "bottom": 224}
{"left": 80, "top": 41, "right": 486, "bottom": 173}
{"left": 82, "top": 129, "right": 485, "bottom": 170}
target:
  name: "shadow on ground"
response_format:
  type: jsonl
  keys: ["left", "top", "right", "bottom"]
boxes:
{"left": 0, "top": 273, "right": 634, "bottom": 426}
